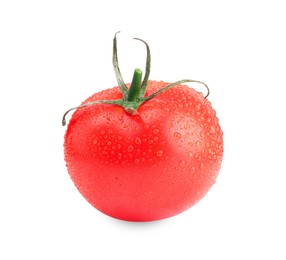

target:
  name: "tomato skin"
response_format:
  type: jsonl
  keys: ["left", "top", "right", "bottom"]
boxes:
{"left": 64, "top": 80, "right": 223, "bottom": 221}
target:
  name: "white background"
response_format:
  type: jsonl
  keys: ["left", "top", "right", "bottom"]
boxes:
{"left": 1, "top": 0, "right": 285, "bottom": 259}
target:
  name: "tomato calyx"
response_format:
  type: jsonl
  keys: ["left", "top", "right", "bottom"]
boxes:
{"left": 62, "top": 32, "right": 210, "bottom": 126}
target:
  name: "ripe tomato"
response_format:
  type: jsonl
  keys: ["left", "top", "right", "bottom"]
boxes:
{"left": 63, "top": 33, "right": 223, "bottom": 221}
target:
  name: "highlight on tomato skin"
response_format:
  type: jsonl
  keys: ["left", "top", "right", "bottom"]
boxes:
{"left": 63, "top": 33, "right": 223, "bottom": 222}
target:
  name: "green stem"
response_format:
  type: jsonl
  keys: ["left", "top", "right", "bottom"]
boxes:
{"left": 133, "top": 38, "right": 151, "bottom": 98}
{"left": 144, "top": 79, "right": 210, "bottom": 102}
{"left": 62, "top": 99, "right": 123, "bottom": 126}
{"left": 128, "top": 68, "right": 143, "bottom": 101}
{"left": 62, "top": 32, "right": 210, "bottom": 126}
{"left": 113, "top": 31, "right": 129, "bottom": 99}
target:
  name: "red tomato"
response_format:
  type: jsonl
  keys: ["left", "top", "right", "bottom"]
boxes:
{"left": 63, "top": 33, "right": 223, "bottom": 221}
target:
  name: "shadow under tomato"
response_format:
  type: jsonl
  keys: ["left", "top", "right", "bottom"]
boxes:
{"left": 105, "top": 214, "right": 174, "bottom": 228}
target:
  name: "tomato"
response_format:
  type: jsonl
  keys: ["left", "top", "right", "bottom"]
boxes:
{"left": 63, "top": 32, "right": 223, "bottom": 221}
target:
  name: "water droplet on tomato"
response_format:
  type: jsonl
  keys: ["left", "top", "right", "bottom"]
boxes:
{"left": 179, "top": 160, "right": 186, "bottom": 167}
{"left": 153, "top": 129, "right": 159, "bottom": 134}
{"left": 184, "top": 124, "right": 190, "bottom": 129}
{"left": 127, "top": 145, "right": 134, "bottom": 152}
{"left": 134, "top": 159, "right": 140, "bottom": 164}
{"left": 174, "top": 132, "right": 181, "bottom": 140}
{"left": 121, "top": 161, "right": 126, "bottom": 166}
{"left": 190, "top": 166, "right": 196, "bottom": 172}
{"left": 117, "top": 153, "right": 122, "bottom": 159}
{"left": 156, "top": 150, "right": 163, "bottom": 157}
{"left": 194, "top": 152, "right": 200, "bottom": 159}
{"left": 135, "top": 137, "right": 142, "bottom": 144}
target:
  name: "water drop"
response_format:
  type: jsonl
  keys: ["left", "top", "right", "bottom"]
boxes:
{"left": 121, "top": 161, "right": 126, "bottom": 166}
{"left": 127, "top": 145, "right": 134, "bottom": 152}
{"left": 196, "top": 104, "right": 201, "bottom": 110}
{"left": 210, "top": 126, "right": 216, "bottom": 134}
{"left": 179, "top": 160, "right": 186, "bottom": 167}
{"left": 153, "top": 129, "right": 159, "bottom": 134}
{"left": 157, "top": 150, "right": 163, "bottom": 157}
{"left": 184, "top": 124, "right": 190, "bottom": 129}
{"left": 174, "top": 132, "right": 181, "bottom": 140}
{"left": 117, "top": 153, "right": 122, "bottom": 159}
{"left": 190, "top": 166, "right": 196, "bottom": 172}
{"left": 135, "top": 137, "right": 142, "bottom": 145}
